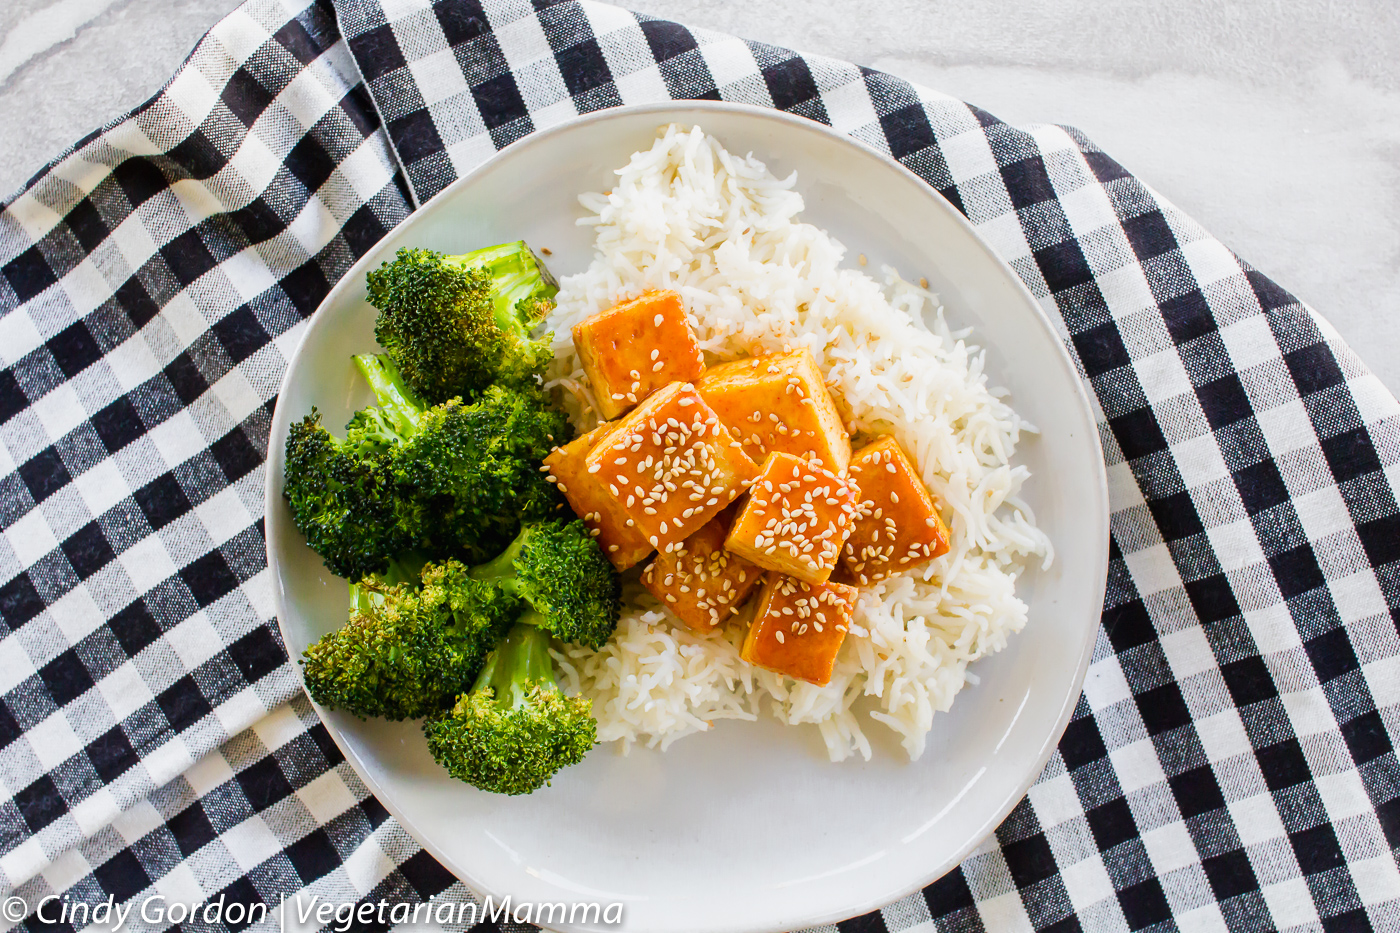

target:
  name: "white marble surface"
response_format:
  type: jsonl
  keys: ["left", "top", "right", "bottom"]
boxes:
{"left": 3, "top": 0, "right": 1397, "bottom": 396}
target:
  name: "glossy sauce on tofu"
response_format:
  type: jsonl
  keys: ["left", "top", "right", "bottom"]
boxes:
{"left": 544, "top": 423, "right": 655, "bottom": 570}
{"left": 741, "top": 573, "right": 858, "bottom": 686}
{"left": 583, "top": 382, "right": 758, "bottom": 552}
{"left": 572, "top": 290, "right": 705, "bottom": 420}
{"left": 568, "top": 294, "right": 952, "bottom": 688}
{"left": 640, "top": 505, "right": 762, "bottom": 632}
{"left": 698, "top": 348, "right": 851, "bottom": 473}
{"left": 834, "top": 436, "right": 950, "bottom": 586}
{"left": 725, "top": 451, "right": 860, "bottom": 585}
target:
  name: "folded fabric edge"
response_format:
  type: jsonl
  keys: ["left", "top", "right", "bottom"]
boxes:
{"left": 0, "top": 0, "right": 405, "bottom": 893}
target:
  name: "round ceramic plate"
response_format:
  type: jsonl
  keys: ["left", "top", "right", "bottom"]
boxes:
{"left": 266, "top": 101, "right": 1108, "bottom": 933}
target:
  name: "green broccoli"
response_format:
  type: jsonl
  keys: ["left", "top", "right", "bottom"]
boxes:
{"left": 365, "top": 242, "right": 558, "bottom": 405}
{"left": 469, "top": 519, "right": 621, "bottom": 649}
{"left": 354, "top": 353, "right": 573, "bottom": 564}
{"left": 347, "top": 550, "right": 426, "bottom": 616}
{"left": 302, "top": 557, "right": 517, "bottom": 720}
{"left": 282, "top": 409, "right": 423, "bottom": 583}
{"left": 423, "top": 620, "right": 596, "bottom": 795}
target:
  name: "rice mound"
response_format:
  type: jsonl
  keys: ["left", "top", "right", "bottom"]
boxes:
{"left": 542, "top": 124, "right": 1052, "bottom": 762}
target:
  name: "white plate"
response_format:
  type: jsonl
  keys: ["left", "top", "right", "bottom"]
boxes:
{"left": 266, "top": 102, "right": 1108, "bottom": 933}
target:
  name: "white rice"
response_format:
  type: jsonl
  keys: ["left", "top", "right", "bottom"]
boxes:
{"left": 543, "top": 125, "right": 1052, "bottom": 762}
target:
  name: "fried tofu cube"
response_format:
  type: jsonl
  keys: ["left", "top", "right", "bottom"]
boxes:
{"left": 572, "top": 290, "right": 706, "bottom": 420}
{"left": 544, "top": 424, "right": 654, "bottom": 570}
{"left": 741, "top": 573, "right": 858, "bottom": 686}
{"left": 725, "top": 451, "right": 860, "bottom": 585}
{"left": 641, "top": 506, "right": 762, "bottom": 632}
{"left": 585, "top": 382, "right": 759, "bottom": 552}
{"left": 697, "top": 348, "right": 851, "bottom": 473}
{"left": 834, "top": 436, "right": 951, "bottom": 586}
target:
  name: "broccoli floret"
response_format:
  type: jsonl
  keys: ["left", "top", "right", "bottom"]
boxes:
{"left": 366, "top": 242, "right": 558, "bottom": 405}
{"left": 353, "top": 353, "right": 574, "bottom": 563}
{"left": 302, "top": 557, "right": 517, "bottom": 720}
{"left": 423, "top": 621, "right": 595, "bottom": 795}
{"left": 283, "top": 410, "right": 422, "bottom": 582}
{"left": 348, "top": 550, "right": 426, "bottom": 616}
{"left": 469, "top": 520, "right": 620, "bottom": 649}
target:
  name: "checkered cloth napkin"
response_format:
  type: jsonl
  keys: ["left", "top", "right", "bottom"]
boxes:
{"left": 1, "top": 0, "right": 1397, "bottom": 929}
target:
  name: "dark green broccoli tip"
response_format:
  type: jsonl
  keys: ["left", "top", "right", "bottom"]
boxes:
{"left": 470, "top": 519, "right": 621, "bottom": 649}
{"left": 423, "top": 622, "right": 595, "bottom": 795}
{"left": 365, "top": 242, "right": 558, "bottom": 405}
{"left": 302, "top": 558, "right": 515, "bottom": 721}
{"left": 395, "top": 385, "right": 574, "bottom": 564}
{"left": 295, "top": 355, "right": 572, "bottom": 571}
{"left": 283, "top": 409, "right": 419, "bottom": 582}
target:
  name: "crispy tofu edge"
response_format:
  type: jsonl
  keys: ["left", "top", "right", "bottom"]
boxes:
{"left": 835, "top": 435, "right": 951, "bottom": 585}
{"left": 723, "top": 450, "right": 860, "bottom": 585}
{"left": 697, "top": 348, "right": 851, "bottom": 473}
{"left": 740, "top": 573, "right": 857, "bottom": 686}
{"left": 544, "top": 421, "right": 654, "bottom": 570}
{"left": 583, "top": 383, "right": 759, "bottom": 552}
{"left": 571, "top": 290, "right": 704, "bottom": 420}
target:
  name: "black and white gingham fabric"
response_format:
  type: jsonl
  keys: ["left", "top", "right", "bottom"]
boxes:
{"left": 1, "top": 0, "right": 1397, "bottom": 930}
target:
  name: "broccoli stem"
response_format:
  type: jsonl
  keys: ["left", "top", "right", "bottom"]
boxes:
{"left": 348, "top": 551, "right": 427, "bottom": 615}
{"left": 353, "top": 353, "right": 425, "bottom": 436}
{"left": 468, "top": 533, "right": 526, "bottom": 595}
{"left": 473, "top": 619, "right": 558, "bottom": 709}
{"left": 442, "top": 241, "right": 557, "bottom": 333}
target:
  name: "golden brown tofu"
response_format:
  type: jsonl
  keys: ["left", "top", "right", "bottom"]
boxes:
{"left": 697, "top": 348, "right": 851, "bottom": 473}
{"left": 640, "top": 506, "right": 762, "bottom": 632}
{"left": 724, "top": 451, "right": 860, "bottom": 585}
{"left": 585, "top": 382, "right": 759, "bottom": 552}
{"left": 834, "top": 436, "right": 951, "bottom": 586}
{"left": 741, "top": 573, "right": 858, "bottom": 686}
{"left": 572, "top": 290, "right": 706, "bottom": 420}
{"left": 544, "top": 424, "right": 654, "bottom": 570}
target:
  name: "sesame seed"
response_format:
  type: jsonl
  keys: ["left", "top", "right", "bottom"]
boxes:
{"left": 654, "top": 314, "right": 664, "bottom": 326}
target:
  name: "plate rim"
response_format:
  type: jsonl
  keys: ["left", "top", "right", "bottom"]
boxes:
{"left": 265, "top": 99, "right": 1109, "bottom": 933}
